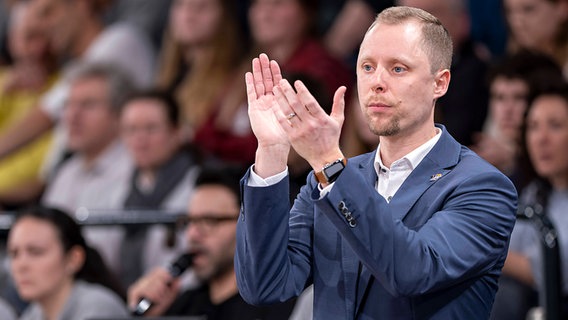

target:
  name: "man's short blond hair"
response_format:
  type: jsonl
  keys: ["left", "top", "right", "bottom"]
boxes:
{"left": 367, "top": 6, "right": 453, "bottom": 73}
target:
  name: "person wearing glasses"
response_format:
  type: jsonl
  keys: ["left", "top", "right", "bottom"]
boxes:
{"left": 126, "top": 166, "right": 296, "bottom": 319}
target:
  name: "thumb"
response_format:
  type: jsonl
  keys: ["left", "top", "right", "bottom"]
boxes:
{"left": 330, "top": 86, "right": 347, "bottom": 125}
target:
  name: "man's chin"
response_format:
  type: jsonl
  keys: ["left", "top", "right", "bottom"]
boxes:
{"left": 369, "top": 124, "right": 399, "bottom": 137}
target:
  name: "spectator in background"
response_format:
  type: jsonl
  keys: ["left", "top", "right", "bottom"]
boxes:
{"left": 127, "top": 166, "right": 296, "bottom": 319}
{"left": 323, "top": 0, "right": 393, "bottom": 67}
{"left": 471, "top": 50, "right": 564, "bottom": 192}
{"left": 104, "top": 0, "right": 173, "bottom": 50}
{"left": 503, "top": 0, "right": 568, "bottom": 78}
{"left": 40, "top": 63, "right": 135, "bottom": 276}
{"left": 0, "top": 0, "right": 11, "bottom": 66}
{"left": 119, "top": 90, "right": 201, "bottom": 288}
{"left": 206, "top": 0, "right": 355, "bottom": 166}
{"left": 0, "top": 0, "right": 155, "bottom": 180}
{"left": 492, "top": 83, "right": 568, "bottom": 320}
{"left": 155, "top": 0, "right": 252, "bottom": 165}
{"left": 397, "top": 0, "right": 491, "bottom": 146}
{"left": 0, "top": 0, "right": 58, "bottom": 207}
{"left": 467, "top": 0, "right": 508, "bottom": 57}
{"left": 247, "top": 0, "right": 353, "bottom": 100}
{"left": 8, "top": 206, "right": 128, "bottom": 320}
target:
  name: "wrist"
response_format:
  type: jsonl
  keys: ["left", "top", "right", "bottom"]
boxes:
{"left": 309, "top": 149, "right": 345, "bottom": 172}
{"left": 254, "top": 144, "right": 290, "bottom": 178}
{"left": 314, "top": 157, "right": 347, "bottom": 185}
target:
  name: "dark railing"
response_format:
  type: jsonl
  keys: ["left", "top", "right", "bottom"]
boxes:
{"left": 517, "top": 204, "right": 564, "bottom": 320}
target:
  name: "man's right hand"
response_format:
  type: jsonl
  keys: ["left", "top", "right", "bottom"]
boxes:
{"left": 246, "top": 53, "right": 290, "bottom": 178}
{"left": 127, "top": 267, "right": 181, "bottom": 317}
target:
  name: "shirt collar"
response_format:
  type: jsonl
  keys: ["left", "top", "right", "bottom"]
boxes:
{"left": 374, "top": 128, "right": 442, "bottom": 174}
{"left": 78, "top": 140, "right": 128, "bottom": 174}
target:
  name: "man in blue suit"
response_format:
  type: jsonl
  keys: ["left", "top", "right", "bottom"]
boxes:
{"left": 235, "top": 6, "right": 517, "bottom": 319}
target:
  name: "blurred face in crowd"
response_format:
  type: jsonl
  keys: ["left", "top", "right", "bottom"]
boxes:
{"left": 28, "top": 0, "right": 84, "bottom": 56}
{"left": 249, "top": 0, "right": 309, "bottom": 48}
{"left": 504, "top": 0, "right": 568, "bottom": 50}
{"left": 526, "top": 94, "right": 568, "bottom": 188}
{"left": 357, "top": 21, "right": 449, "bottom": 138}
{"left": 489, "top": 77, "right": 529, "bottom": 140}
{"left": 8, "top": 2, "right": 51, "bottom": 62}
{"left": 170, "top": 0, "right": 223, "bottom": 47}
{"left": 64, "top": 76, "right": 119, "bottom": 159}
{"left": 8, "top": 217, "right": 80, "bottom": 304}
{"left": 185, "top": 185, "right": 239, "bottom": 281}
{"left": 121, "top": 98, "right": 181, "bottom": 171}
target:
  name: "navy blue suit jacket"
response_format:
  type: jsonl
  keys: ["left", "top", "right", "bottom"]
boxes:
{"left": 235, "top": 126, "right": 517, "bottom": 319}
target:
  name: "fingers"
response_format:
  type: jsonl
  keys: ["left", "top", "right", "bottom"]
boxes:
{"left": 330, "top": 86, "right": 347, "bottom": 125}
{"left": 245, "top": 72, "right": 257, "bottom": 106}
{"left": 251, "top": 57, "right": 265, "bottom": 98}
{"left": 272, "top": 85, "right": 294, "bottom": 132}
{"left": 274, "top": 79, "right": 344, "bottom": 124}
{"left": 260, "top": 54, "right": 274, "bottom": 93}
{"left": 275, "top": 79, "right": 306, "bottom": 120}
{"left": 270, "top": 59, "right": 283, "bottom": 85}
{"left": 248, "top": 53, "right": 282, "bottom": 99}
{"left": 293, "top": 80, "right": 325, "bottom": 118}
{"left": 127, "top": 268, "right": 175, "bottom": 309}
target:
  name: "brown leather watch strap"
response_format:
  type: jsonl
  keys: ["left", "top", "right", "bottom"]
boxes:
{"left": 315, "top": 170, "right": 327, "bottom": 184}
{"left": 315, "top": 158, "right": 347, "bottom": 184}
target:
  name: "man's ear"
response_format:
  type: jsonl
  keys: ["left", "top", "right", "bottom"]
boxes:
{"left": 433, "top": 69, "right": 451, "bottom": 99}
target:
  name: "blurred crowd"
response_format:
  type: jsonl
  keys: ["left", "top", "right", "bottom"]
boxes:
{"left": 0, "top": 0, "right": 566, "bottom": 319}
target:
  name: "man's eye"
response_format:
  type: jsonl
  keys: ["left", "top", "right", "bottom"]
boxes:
{"left": 393, "top": 66, "right": 405, "bottom": 73}
{"left": 362, "top": 65, "right": 373, "bottom": 72}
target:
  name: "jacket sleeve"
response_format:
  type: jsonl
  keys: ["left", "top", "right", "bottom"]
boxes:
{"left": 235, "top": 168, "right": 315, "bottom": 305}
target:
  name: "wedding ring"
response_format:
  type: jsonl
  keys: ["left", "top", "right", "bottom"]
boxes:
{"left": 287, "top": 113, "right": 297, "bottom": 120}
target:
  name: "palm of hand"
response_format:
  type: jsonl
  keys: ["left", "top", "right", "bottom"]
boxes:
{"left": 248, "top": 92, "right": 288, "bottom": 146}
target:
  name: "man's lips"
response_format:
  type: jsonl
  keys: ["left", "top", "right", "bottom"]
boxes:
{"left": 367, "top": 103, "right": 391, "bottom": 112}
{"left": 189, "top": 249, "right": 207, "bottom": 264}
{"left": 15, "top": 278, "right": 33, "bottom": 287}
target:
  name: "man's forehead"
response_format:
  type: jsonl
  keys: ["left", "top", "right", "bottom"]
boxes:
{"left": 360, "top": 21, "right": 423, "bottom": 53}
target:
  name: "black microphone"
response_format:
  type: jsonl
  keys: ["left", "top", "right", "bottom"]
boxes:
{"left": 131, "top": 253, "right": 194, "bottom": 316}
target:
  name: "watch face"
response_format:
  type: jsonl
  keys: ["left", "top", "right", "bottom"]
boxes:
{"left": 325, "top": 162, "right": 344, "bottom": 179}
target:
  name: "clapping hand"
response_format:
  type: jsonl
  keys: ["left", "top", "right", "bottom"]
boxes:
{"left": 246, "top": 53, "right": 347, "bottom": 177}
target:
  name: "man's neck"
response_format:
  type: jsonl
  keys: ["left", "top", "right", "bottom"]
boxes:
{"left": 379, "top": 125, "right": 438, "bottom": 168}
{"left": 81, "top": 139, "right": 116, "bottom": 170}
{"left": 209, "top": 270, "right": 238, "bottom": 305}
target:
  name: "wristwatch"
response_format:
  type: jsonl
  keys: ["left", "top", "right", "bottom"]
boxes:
{"left": 315, "top": 158, "right": 347, "bottom": 184}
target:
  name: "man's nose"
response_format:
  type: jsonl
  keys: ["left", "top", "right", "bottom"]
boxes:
{"left": 186, "top": 223, "right": 203, "bottom": 242}
{"left": 11, "top": 255, "right": 28, "bottom": 273}
{"left": 372, "top": 67, "right": 387, "bottom": 93}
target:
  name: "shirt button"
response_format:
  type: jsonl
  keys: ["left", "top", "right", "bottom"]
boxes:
{"left": 387, "top": 196, "right": 392, "bottom": 202}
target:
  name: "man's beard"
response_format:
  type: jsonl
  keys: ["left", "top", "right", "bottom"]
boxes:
{"left": 367, "top": 115, "right": 401, "bottom": 137}
{"left": 198, "top": 254, "right": 234, "bottom": 282}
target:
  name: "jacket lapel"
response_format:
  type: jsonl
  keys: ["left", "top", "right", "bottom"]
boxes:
{"left": 387, "top": 126, "right": 461, "bottom": 222}
{"left": 353, "top": 125, "right": 461, "bottom": 316}
{"left": 388, "top": 157, "right": 451, "bottom": 222}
